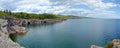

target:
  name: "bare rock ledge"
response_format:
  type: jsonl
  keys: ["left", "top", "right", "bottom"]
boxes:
{"left": 0, "top": 19, "right": 24, "bottom": 48}
{"left": 0, "top": 31, "right": 24, "bottom": 48}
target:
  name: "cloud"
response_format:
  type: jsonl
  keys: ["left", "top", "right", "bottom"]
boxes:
{"left": 12, "top": 0, "right": 52, "bottom": 13}
{"left": 0, "top": 0, "right": 119, "bottom": 18}
{"left": 50, "top": 0, "right": 118, "bottom": 9}
{"left": 84, "top": 0, "right": 117, "bottom": 9}
{"left": 48, "top": 0, "right": 119, "bottom": 18}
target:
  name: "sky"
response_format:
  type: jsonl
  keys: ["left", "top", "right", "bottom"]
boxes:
{"left": 0, "top": 0, "right": 120, "bottom": 18}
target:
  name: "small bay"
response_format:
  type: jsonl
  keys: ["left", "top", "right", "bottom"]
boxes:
{"left": 13, "top": 18, "right": 120, "bottom": 48}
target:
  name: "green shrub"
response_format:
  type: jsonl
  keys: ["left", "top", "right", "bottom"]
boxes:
{"left": 105, "top": 42, "right": 113, "bottom": 48}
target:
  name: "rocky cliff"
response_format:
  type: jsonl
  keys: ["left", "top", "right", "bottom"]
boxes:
{"left": 18, "top": 19, "right": 66, "bottom": 26}
{"left": 0, "top": 19, "right": 24, "bottom": 48}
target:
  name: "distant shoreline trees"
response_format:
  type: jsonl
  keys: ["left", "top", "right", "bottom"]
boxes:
{"left": 0, "top": 9, "right": 69, "bottom": 19}
{"left": 0, "top": 9, "right": 82, "bottom": 20}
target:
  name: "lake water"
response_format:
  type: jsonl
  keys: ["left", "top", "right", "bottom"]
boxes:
{"left": 12, "top": 19, "right": 120, "bottom": 48}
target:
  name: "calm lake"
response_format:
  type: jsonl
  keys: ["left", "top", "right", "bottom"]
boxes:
{"left": 11, "top": 18, "right": 120, "bottom": 48}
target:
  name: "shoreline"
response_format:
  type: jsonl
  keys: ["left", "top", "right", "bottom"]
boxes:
{"left": 1, "top": 18, "right": 119, "bottom": 48}
{"left": 17, "top": 19, "right": 67, "bottom": 26}
{"left": 0, "top": 18, "right": 67, "bottom": 48}
{"left": 0, "top": 19, "right": 24, "bottom": 48}
{"left": 91, "top": 39, "right": 120, "bottom": 48}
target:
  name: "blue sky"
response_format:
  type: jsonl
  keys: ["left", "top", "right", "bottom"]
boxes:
{"left": 0, "top": 0, "right": 120, "bottom": 18}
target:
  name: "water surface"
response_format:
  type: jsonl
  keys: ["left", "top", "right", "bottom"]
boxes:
{"left": 13, "top": 19, "right": 120, "bottom": 48}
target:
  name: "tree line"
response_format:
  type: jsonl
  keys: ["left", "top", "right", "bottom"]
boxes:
{"left": 0, "top": 10, "right": 68, "bottom": 19}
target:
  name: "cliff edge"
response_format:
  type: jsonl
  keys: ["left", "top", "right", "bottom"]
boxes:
{"left": 0, "top": 19, "right": 24, "bottom": 48}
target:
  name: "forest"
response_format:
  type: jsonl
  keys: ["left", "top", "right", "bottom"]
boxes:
{"left": 0, "top": 9, "right": 69, "bottom": 19}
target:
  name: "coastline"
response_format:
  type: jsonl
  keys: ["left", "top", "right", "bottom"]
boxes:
{"left": 0, "top": 19, "right": 24, "bottom": 48}
{"left": 91, "top": 39, "right": 120, "bottom": 48}
{"left": 17, "top": 19, "right": 67, "bottom": 26}
{"left": 1, "top": 18, "right": 119, "bottom": 48}
{"left": 0, "top": 18, "right": 66, "bottom": 48}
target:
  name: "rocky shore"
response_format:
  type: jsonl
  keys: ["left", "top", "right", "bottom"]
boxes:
{"left": 91, "top": 39, "right": 120, "bottom": 48}
{"left": 0, "top": 19, "right": 24, "bottom": 48}
{"left": 0, "top": 18, "right": 66, "bottom": 48}
{"left": 0, "top": 31, "right": 24, "bottom": 48}
{"left": 18, "top": 19, "right": 67, "bottom": 26}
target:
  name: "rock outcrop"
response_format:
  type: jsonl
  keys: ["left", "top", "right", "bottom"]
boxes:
{"left": 2, "top": 17, "right": 28, "bottom": 34}
{"left": 0, "top": 31, "right": 24, "bottom": 48}
{"left": 0, "top": 19, "right": 24, "bottom": 48}
{"left": 19, "top": 19, "right": 67, "bottom": 26}
{"left": 111, "top": 39, "right": 120, "bottom": 48}
{"left": 91, "top": 39, "right": 120, "bottom": 48}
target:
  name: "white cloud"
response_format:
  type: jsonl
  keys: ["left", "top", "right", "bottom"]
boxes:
{"left": 84, "top": 0, "right": 117, "bottom": 9}
{"left": 48, "top": 0, "right": 119, "bottom": 18}
{"left": 0, "top": 7, "right": 4, "bottom": 10}
{"left": 50, "top": 0, "right": 117, "bottom": 9}
{"left": 12, "top": 0, "right": 52, "bottom": 13}
{"left": 15, "top": 0, "right": 51, "bottom": 6}
{"left": 0, "top": 0, "right": 119, "bottom": 18}
{"left": 13, "top": 5, "right": 51, "bottom": 13}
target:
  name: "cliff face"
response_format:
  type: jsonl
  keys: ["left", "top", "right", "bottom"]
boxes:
{"left": 19, "top": 19, "right": 66, "bottom": 26}
{"left": 0, "top": 19, "right": 24, "bottom": 48}
{"left": 0, "top": 31, "right": 24, "bottom": 48}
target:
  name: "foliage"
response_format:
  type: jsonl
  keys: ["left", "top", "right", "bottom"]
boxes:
{"left": 104, "top": 42, "right": 113, "bottom": 48}
{"left": 0, "top": 10, "right": 69, "bottom": 19}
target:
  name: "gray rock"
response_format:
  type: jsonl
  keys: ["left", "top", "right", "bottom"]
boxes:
{"left": 91, "top": 39, "right": 120, "bottom": 48}
{"left": 0, "top": 19, "right": 24, "bottom": 48}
